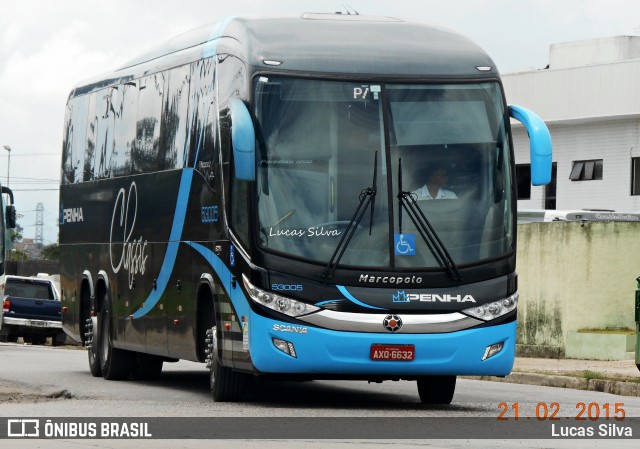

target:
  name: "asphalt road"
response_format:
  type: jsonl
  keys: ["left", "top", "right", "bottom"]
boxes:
{"left": 1, "top": 342, "right": 639, "bottom": 448}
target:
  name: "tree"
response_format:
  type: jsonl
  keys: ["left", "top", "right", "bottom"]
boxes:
{"left": 10, "top": 222, "right": 22, "bottom": 243}
{"left": 8, "top": 249, "right": 28, "bottom": 261}
{"left": 41, "top": 243, "right": 59, "bottom": 260}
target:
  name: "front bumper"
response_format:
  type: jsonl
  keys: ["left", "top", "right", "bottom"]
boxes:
{"left": 249, "top": 312, "right": 515, "bottom": 377}
{"left": 3, "top": 316, "right": 62, "bottom": 329}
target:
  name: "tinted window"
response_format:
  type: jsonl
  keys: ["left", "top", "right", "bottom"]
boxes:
{"left": 132, "top": 73, "right": 165, "bottom": 173}
{"left": 162, "top": 65, "right": 192, "bottom": 170}
{"left": 5, "top": 279, "right": 55, "bottom": 300}
{"left": 111, "top": 82, "right": 138, "bottom": 177}
{"left": 186, "top": 58, "right": 216, "bottom": 170}
{"left": 84, "top": 93, "right": 98, "bottom": 181}
{"left": 63, "top": 96, "right": 90, "bottom": 184}
{"left": 95, "top": 87, "right": 118, "bottom": 179}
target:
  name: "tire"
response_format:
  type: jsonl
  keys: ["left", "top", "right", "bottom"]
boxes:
{"left": 100, "top": 296, "right": 134, "bottom": 380}
{"left": 52, "top": 332, "right": 68, "bottom": 347}
{"left": 0, "top": 328, "right": 7, "bottom": 342}
{"left": 6, "top": 334, "right": 18, "bottom": 343}
{"left": 131, "top": 353, "right": 164, "bottom": 380}
{"left": 87, "top": 315, "right": 103, "bottom": 377}
{"left": 31, "top": 336, "right": 47, "bottom": 345}
{"left": 208, "top": 325, "right": 247, "bottom": 402}
{"left": 417, "top": 375, "right": 456, "bottom": 405}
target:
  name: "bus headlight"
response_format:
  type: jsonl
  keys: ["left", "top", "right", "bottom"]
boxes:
{"left": 243, "top": 275, "right": 319, "bottom": 317}
{"left": 462, "top": 293, "right": 518, "bottom": 321}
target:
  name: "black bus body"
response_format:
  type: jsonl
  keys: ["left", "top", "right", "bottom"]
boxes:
{"left": 59, "top": 14, "right": 551, "bottom": 403}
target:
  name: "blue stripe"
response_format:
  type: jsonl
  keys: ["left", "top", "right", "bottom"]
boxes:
{"left": 132, "top": 169, "right": 193, "bottom": 319}
{"left": 203, "top": 16, "right": 235, "bottom": 58}
{"left": 314, "top": 299, "right": 342, "bottom": 307}
{"left": 193, "top": 106, "right": 208, "bottom": 164}
{"left": 186, "top": 241, "right": 251, "bottom": 317}
{"left": 337, "top": 285, "right": 388, "bottom": 310}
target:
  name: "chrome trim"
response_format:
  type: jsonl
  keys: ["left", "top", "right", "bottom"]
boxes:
{"left": 297, "top": 310, "right": 483, "bottom": 334}
{"left": 3, "top": 317, "right": 62, "bottom": 329}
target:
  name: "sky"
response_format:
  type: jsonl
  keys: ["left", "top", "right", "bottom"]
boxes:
{"left": 1, "top": 0, "right": 639, "bottom": 245}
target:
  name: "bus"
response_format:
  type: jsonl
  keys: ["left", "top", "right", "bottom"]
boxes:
{"left": 0, "top": 183, "right": 16, "bottom": 290}
{"left": 59, "top": 13, "right": 552, "bottom": 404}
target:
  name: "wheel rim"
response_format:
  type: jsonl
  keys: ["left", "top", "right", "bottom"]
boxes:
{"left": 209, "top": 325, "right": 217, "bottom": 389}
{"left": 101, "top": 311, "right": 109, "bottom": 362}
{"left": 88, "top": 316, "right": 98, "bottom": 361}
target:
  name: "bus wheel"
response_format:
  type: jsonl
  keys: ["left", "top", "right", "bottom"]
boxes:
{"left": 417, "top": 375, "right": 456, "bottom": 405}
{"left": 100, "top": 297, "right": 134, "bottom": 380}
{"left": 86, "top": 316, "right": 102, "bottom": 377}
{"left": 206, "top": 326, "right": 247, "bottom": 402}
{"left": 131, "top": 353, "right": 164, "bottom": 380}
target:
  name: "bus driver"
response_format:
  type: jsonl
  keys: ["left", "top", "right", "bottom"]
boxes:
{"left": 412, "top": 165, "right": 457, "bottom": 200}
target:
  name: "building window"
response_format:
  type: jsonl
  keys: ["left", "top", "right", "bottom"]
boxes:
{"left": 569, "top": 159, "right": 603, "bottom": 181}
{"left": 631, "top": 158, "right": 640, "bottom": 195}
{"left": 515, "top": 164, "right": 531, "bottom": 200}
{"left": 545, "top": 163, "right": 557, "bottom": 210}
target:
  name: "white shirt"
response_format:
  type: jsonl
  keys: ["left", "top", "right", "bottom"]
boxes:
{"left": 412, "top": 185, "right": 457, "bottom": 200}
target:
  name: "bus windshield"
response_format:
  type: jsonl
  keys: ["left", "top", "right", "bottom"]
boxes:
{"left": 254, "top": 77, "right": 513, "bottom": 269}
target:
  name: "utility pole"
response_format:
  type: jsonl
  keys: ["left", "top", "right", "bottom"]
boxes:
{"left": 35, "top": 202, "right": 44, "bottom": 249}
{"left": 2, "top": 145, "right": 10, "bottom": 188}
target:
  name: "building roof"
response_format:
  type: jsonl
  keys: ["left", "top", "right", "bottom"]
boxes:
{"left": 503, "top": 36, "right": 640, "bottom": 124}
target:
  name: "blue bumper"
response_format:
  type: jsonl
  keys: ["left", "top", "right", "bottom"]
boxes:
{"left": 249, "top": 313, "right": 515, "bottom": 377}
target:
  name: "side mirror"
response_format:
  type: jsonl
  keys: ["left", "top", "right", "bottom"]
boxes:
{"left": 1, "top": 186, "right": 15, "bottom": 229}
{"left": 509, "top": 105, "right": 552, "bottom": 186}
{"left": 5, "top": 205, "right": 16, "bottom": 229}
{"left": 230, "top": 98, "right": 256, "bottom": 181}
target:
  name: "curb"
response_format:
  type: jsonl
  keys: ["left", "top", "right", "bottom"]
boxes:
{"left": 470, "top": 372, "right": 640, "bottom": 397}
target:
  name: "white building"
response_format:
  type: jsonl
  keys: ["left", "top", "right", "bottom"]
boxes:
{"left": 503, "top": 36, "right": 640, "bottom": 212}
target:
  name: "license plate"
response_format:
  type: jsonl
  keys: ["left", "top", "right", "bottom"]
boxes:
{"left": 370, "top": 344, "right": 415, "bottom": 361}
{"left": 30, "top": 320, "right": 46, "bottom": 328}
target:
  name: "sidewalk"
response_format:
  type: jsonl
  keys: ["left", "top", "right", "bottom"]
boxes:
{"left": 475, "top": 357, "right": 640, "bottom": 397}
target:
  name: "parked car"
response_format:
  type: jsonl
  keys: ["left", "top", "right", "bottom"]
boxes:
{"left": 0, "top": 275, "right": 67, "bottom": 346}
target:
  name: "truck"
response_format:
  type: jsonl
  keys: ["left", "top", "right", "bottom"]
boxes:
{"left": 0, "top": 274, "right": 66, "bottom": 345}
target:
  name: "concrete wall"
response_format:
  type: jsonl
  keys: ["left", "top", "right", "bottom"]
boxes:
{"left": 5, "top": 260, "right": 60, "bottom": 277}
{"left": 516, "top": 221, "right": 639, "bottom": 357}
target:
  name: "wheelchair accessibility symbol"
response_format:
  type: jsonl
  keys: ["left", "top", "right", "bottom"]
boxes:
{"left": 394, "top": 233, "right": 416, "bottom": 256}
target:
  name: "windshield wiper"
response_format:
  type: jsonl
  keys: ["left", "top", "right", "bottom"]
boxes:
{"left": 397, "top": 158, "right": 462, "bottom": 282}
{"left": 322, "top": 152, "right": 378, "bottom": 280}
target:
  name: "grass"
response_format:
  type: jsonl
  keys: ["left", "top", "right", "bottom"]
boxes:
{"left": 513, "top": 368, "right": 640, "bottom": 384}
{"left": 580, "top": 370, "right": 605, "bottom": 380}
{"left": 576, "top": 328, "right": 636, "bottom": 335}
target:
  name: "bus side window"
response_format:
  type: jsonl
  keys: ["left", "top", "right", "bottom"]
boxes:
{"left": 133, "top": 73, "right": 165, "bottom": 174}
{"left": 163, "top": 65, "right": 192, "bottom": 172}
{"left": 111, "top": 81, "right": 138, "bottom": 178}
{"left": 186, "top": 58, "right": 218, "bottom": 184}
{"left": 84, "top": 92, "right": 98, "bottom": 182}
{"left": 95, "top": 87, "right": 118, "bottom": 179}
{"left": 61, "top": 102, "right": 74, "bottom": 184}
